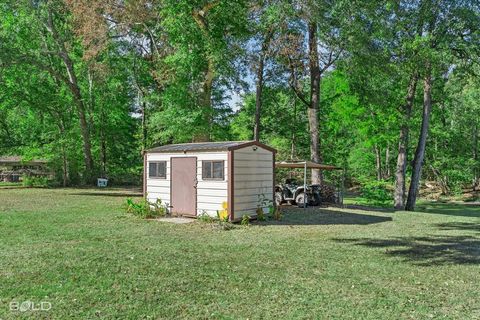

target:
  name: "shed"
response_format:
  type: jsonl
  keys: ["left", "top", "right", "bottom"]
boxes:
{"left": 144, "top": 141, "right": 276, "bottom": 221}
{"left": 0, "top": 156, "right": 51, "bottom": 182}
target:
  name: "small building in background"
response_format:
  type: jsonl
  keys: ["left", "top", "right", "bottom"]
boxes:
{"left": 0, "top": 156, "right": 51, "bottom": 182}
{"left": 144, "top": 141, "right": 276, "bottom": 221}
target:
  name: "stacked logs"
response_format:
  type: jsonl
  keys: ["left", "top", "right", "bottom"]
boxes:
{"left": 315, "top": 184, "right": 337, "bottom": 204}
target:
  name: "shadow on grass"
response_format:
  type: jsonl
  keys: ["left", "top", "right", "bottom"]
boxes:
{"left": 435, "top": 222, "right": 480, "bottom": 233}
{"left": 335, "top": 235, "right": 480, "bottom": 266}
{"left": 70, "top": 192, "right": 142, "bottom": 198}
{"left": 415, "top": 202, "right": 480, "bottom": 218}
{"left": 344, "top": 204, "right": 395, "bottom": 213}
{"left": 257, "top": 207, "right": 392, "bottom": 226}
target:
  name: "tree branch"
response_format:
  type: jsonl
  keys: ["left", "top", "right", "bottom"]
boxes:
{"left": 192, "top": 1, "right": 220, "bottom": 34}
{"left": 287, "top": 56, "right": 310, "bottom": 107}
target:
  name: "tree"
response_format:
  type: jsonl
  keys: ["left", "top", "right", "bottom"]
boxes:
{"left": 278, "top": 0, "right": 345, "bottom": 184}
{"left": 406, "top": 0, "right": 480, "bottom": 210}
{"left": 0, "top": 0, "right": 97, "bottom": 182}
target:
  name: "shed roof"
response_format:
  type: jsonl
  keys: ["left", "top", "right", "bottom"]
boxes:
{"left": 147, "top": 141, "right": 276, "bottom": 153}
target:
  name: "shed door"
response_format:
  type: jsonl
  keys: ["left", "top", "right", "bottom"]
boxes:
{"left": 171, "top": 157, "right": 197, "bottom": 216}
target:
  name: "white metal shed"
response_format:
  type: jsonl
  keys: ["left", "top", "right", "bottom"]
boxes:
{"left": 144, "top": 141, "right": 276, "bottom": 221}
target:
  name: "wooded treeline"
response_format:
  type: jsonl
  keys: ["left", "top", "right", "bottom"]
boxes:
{"left": 0, "top": 0, "right": 479, "bottom": 209}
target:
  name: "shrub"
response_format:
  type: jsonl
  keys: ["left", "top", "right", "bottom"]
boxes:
{"left": 256, "top": 207, "right": 266, "bottom": 221}
{"left": 256, "top": 193, "right": 273, "bottom": 221}
{"left": 125, "top": 198, "right": 167, "bottom": 219}
{"left": 22, "top": 176, "right": 49, "bottom": 187}
{"left": 241, "top": 215, "right": 250, "bottom": 226}
{"left": 198, "top": 211, "right": 216, "bottom": 223}
{"left": 199, "top": 211, "right": 235, "bottom": 231}
{"left": 271, "top": 206, "right": 282, "bottom": 221}
{"left": 360, "top": 180, "right": 393, "bottom": 206}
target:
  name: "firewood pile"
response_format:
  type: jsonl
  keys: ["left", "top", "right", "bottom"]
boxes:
{"left": 316, "top": 184, "right": 337, "bottom": 204}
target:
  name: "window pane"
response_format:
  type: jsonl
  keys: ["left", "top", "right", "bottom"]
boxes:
{"left": 149, "top": 163, "right": 157, "bottom": 177}
{"left": 158, "top": 162, "right": 166, "bottom": 178}
{"left": 203, "top": 161, "right": 212, "bottom": 179}
{"left": 213, "top": 161, "right": 223, "bottom": 179}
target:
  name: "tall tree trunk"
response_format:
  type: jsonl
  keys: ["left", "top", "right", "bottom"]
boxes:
{"left": 375, "top": 144, "right": 382, "bottom": 181}
{"left": 253, "top": 30, "right": 273, "bottom": 141}
{"left": 87, "top": 68, "right": 95, "bottom": 130}
{"left": 46, "top": 10, "right": 94, "bottom": 183}
{"left": 291, "top": 98, "right": 297, "bottom": 160}
{"left": 308, "top": 22, "right": 322, "bottom": 185}
{"left": 405, "top": 71, "right": 432, "bottom": 211}
{"left": 62, "top": 148, "right": 69, "bottom": 187}
{"left": 192, "top": 4, "right": 218, "bottom": 142}
{"left": 141, "top": 100, "right": 147, "bottom": 151}
{"left": 474, "top": 124, "right": 479, "bottom": 190}
{"left": 384, "top": 144, "right": 390, "bottom": 179}
{"left": 100, "top": 108, "right": 107, "bottom": 176}
{"left": 197, "top": 57, "right": 214, "bottom": 142}
{"left": 394, "top": 74, "right": 418, "bottom": 209}
{"left": 76, "top": 96, "right": 95, "bottom": 182}
{"left": 56, "top": 119, "right": 69, "bottom": 187}
{"left": 254, "top": 53, "right": 264, "bottom": 142}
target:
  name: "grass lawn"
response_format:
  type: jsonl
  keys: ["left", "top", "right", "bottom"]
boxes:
{"left": 0, "top": 188, "right": 479, "bottom": 319}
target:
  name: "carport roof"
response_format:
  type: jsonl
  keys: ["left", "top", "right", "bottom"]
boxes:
{"left": 276, "top": 161, "right": 341, "bottom": 170}
{"left": 146, "top": 141, "right": 276, "bottom": 153}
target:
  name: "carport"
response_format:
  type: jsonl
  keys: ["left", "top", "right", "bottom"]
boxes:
{"left": 275, "top": 161, "right": 342, "bottom": 208}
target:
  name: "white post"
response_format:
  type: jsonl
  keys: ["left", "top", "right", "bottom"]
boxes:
{"left": 304, "top": 162, "right": 307, "bottom": 209}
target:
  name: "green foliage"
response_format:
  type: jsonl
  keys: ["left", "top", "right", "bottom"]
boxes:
{"left": 125, "top": 198, "right": 167, "bottom": 219}
{"left": 256, "top": 208, "right": 266, "bottom": 221}
{"left": 22, "top": 176, "right": 49, "bottom": 188}
{"left": 198, "top": 211, "right": 216, "bottom": 223}
{"left": 240, "top": 214, "right": 250, "bottom": 226}
{"left": 199, "top": 211, "right": 236, "bottom": 231}
{"left": 255, "top": 193, "right": 272, "bottom": 221}
{"left": 271, "top": 206, "right": 282, "bottom": 221}
{"left": 360, "top": 180, "right": 393, "bottom": 207}
{"left": 0, "top": 0, "right": 479, "bottom": 211}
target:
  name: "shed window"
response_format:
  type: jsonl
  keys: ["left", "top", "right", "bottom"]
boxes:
{"left": 202, "top": 160, "right": 224, "bottom": 180}
{"left": 149, "top": 161, "right": 166, "bottom": 179}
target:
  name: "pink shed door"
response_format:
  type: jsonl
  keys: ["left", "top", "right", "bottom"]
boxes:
{"left": 171, "top": 157, "right": 197, "bottom": 216}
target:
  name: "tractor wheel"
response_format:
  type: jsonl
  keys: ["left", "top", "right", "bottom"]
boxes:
{"left": 311, "top": 192, "right": 321, "bottom": 206}
{"left": 295, "top": 192, "right": 306, "bottom": 208}
{"left": 275, "top": 191, "right": 284, "bottom": 206}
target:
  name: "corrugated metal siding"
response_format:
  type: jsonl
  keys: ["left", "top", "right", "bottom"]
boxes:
{"left": 146, "top": 152, "right": 228, "bottom": 217}
{"left": 233, "top": 145, "right": 274, "bottom": 219}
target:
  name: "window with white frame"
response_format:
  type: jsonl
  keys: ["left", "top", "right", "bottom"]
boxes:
{"left": 202, "top": 160, "right": 224, "bottom": 180}
{"left": 148, "top": 161, "right": 167, "bottom": 179}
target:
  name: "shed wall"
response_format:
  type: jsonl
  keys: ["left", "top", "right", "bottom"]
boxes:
{"left": 146, "top": 152, "right": 228, "bottom": 217}
{"left": 233, "top": 145, "right": 274, "bottom": 219}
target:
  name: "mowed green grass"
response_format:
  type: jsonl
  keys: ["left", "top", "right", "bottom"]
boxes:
{"left": 0, "top": 188, "right": 479, "bottom": 319}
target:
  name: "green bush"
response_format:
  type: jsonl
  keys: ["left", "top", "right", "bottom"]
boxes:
{"left": 198, "top": 211, "right": 216, "bottom": 223}
{"left": 360, "top": 180, "right": 393, "bottom": 206}
{"left": 22, "top": 176, "right": 49, "bottom": 187}
{"left": 271, "top": 206, "right": 282, "bottom": 221}
{"left": 125, "top": 198, "right": 167, "bottom": 219}
{"left": 241, "top": 215, "right": 250, "bottom": 226}
{"left": 256, "top": 207, "right": 266, "bottom": 221}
